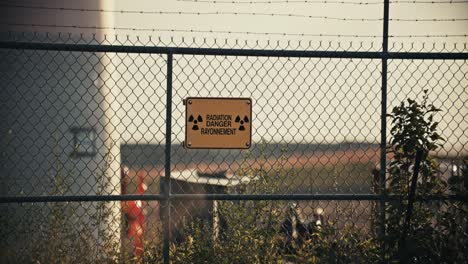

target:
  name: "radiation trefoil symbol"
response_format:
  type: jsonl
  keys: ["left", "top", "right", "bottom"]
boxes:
{"left": 188, "top": 115, "right": 203, "bottom": 130}
{"left": 235, "top": 115, "right": 249, "bottom": 131}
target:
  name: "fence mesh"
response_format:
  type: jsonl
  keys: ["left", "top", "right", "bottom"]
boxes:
{"left": 0, "top": 33, "right": 467, "bottom": 263}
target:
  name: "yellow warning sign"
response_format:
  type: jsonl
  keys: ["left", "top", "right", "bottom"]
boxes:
{"left": 185, "top": 97, "right": 252, "bottom": 149}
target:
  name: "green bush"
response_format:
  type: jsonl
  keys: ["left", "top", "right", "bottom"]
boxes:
{"left": 386, "top": 90, "right": 467, "bottom": 263}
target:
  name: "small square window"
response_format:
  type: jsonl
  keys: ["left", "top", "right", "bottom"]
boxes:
{"left": 71, "top": 127, "right": 97, "bottom": 158}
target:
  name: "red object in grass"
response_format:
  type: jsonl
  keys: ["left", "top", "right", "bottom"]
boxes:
{"left": 121, "top": 167, "right": 146, "bottom": 258}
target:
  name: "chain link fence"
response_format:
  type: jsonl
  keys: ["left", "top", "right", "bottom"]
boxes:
{"left": 0, "top": 32, "right": 467, "bottom": 263}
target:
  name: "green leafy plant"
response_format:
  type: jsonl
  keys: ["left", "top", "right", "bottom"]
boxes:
{"left": 386, "top": 90, "right": 467, "bottom": 263}
{"left": 433, "top": 158, "right": 468, "bottom": 263}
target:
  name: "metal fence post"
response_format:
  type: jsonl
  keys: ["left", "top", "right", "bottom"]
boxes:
{"left": 163, "top": 52, "right": 173, "bottom": 264}
{"left": 380, "top": 0, "right": 390, "bottom": 263}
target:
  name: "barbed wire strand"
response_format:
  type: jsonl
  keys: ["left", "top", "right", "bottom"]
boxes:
{"left": 175, "top": 0, "right": 468, "bottom": 4}
{"left": 0, "top": 4, "right": 381, "bottom": 22}
{"left": 1, "top": 4, "right": 467, "bottom": 22}
{"left": 2, "top": 22, "right": 467, "bottom": 38}
{"left": 392, "top": 0, "right": 468, "bottom": 2}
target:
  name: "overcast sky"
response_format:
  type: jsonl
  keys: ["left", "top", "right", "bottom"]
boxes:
{"left": 0, "top": 0, "right": 467, "bottom": 48}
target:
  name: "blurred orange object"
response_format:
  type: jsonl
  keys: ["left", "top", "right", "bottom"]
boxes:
{"left": 121, "top": 167, "right": 146, "bottom": 258}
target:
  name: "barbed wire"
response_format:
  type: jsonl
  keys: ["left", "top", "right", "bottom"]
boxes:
{"left": 393, "top": 0, "right": 468, "bottom": 3}
{"left": 177, "top": 0, "right": 381, "bottom": 3}
{"left": 175, "top": 0, "right": 468, "bottom": 3}
{"left": 393, "top": 18, "right": 468, "bottom": 21}
{"left": 0, "top": 5, "right": 375, "bottom": 21}
{"left": 1, "top": 4, "right": 467, "bottom": 22}
{"left": 2, "top": 22, "right": 467, "bottom": 39}
{"left": 0, "top": 22, "right": 379, "bottom": 38}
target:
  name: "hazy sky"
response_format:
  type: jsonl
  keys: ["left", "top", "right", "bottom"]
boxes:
{"left": 1, "top": 0, "right": 467, "bottom": 47}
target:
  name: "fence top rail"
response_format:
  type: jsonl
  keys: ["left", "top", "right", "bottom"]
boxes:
{"left": 0, "top": 194, "right": 464, "bottom": 203}
{"left": 0, "top": 41, "right": 467, "bottom": 60}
